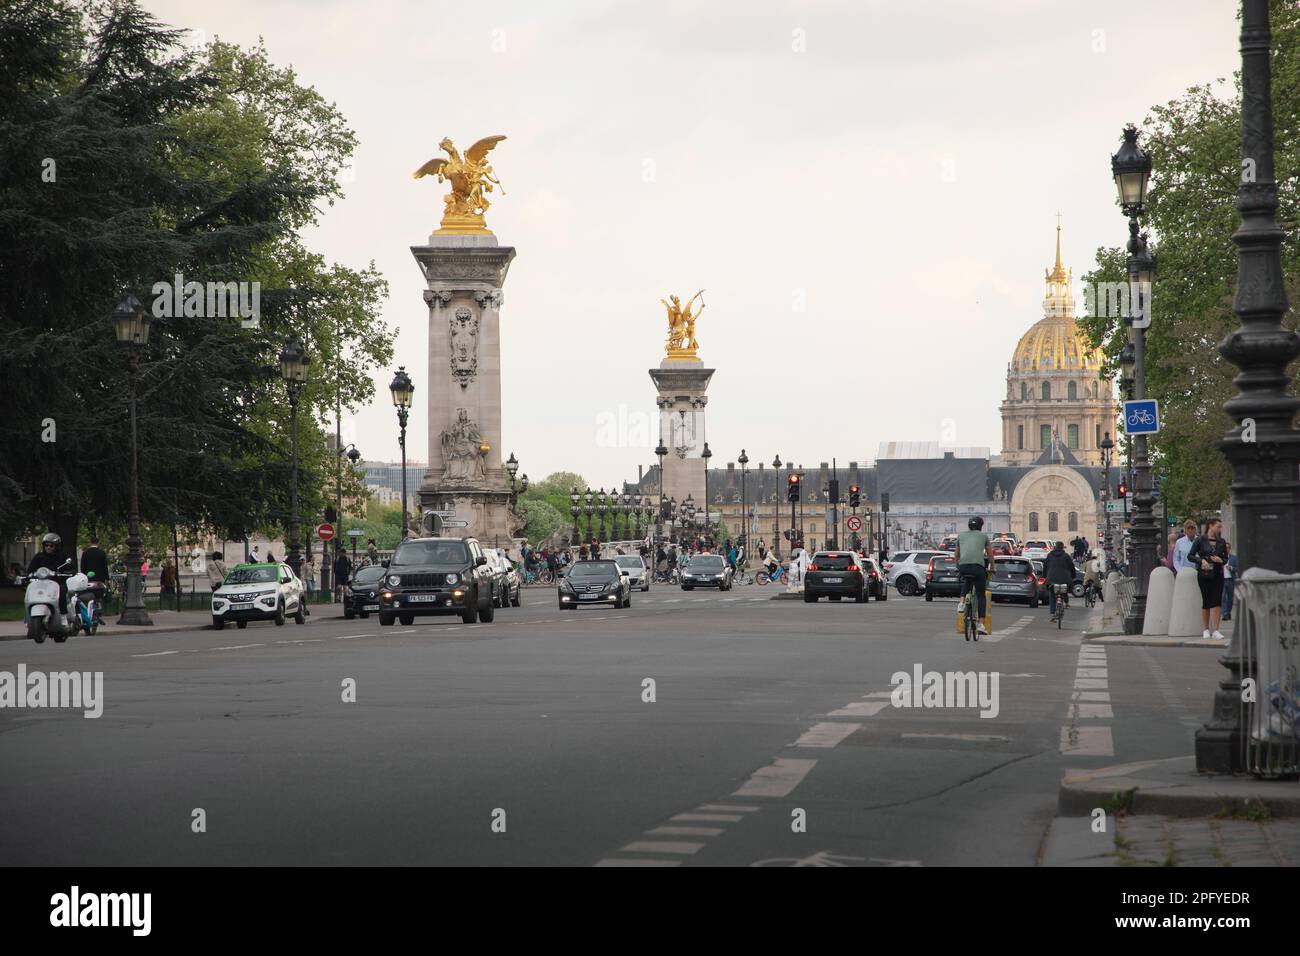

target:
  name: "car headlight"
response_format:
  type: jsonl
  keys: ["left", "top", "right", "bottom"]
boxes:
{"left": 445, "top": 573, "right": 459, "bottom": 585}
{"left": 387, "top": 575, "right": 401, "bottom": 586}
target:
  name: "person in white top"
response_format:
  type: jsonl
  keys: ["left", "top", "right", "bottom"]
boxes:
{"left": 1171, "top": 520, "right": 1198, "bottom": 572}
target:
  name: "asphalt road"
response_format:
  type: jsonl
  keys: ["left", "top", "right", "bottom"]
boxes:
{"left": 0, "top": 585, "right": 1224, "bottom": 866}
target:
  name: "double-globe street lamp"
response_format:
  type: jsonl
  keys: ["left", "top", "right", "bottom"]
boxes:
{"left": 1100, "top": 432, "right": 1114, "bottom": 557}
{"left": 569, "top": 487, "right": 581, "bottom": 547}
{"left": 583, "top": 487, "right": 595, "bottom": 543}
{"left": 279, "top": 337, "right": 311, "bottom": 580}
{"left": 772, "top": 455, "right": 782, "bottom": 559}
{"left": 388, "top": 366, "right": 415, "bottom": 541}
{"left": 701, "top": 441, "right": 712, "bottom": 543}
{"left": 113, "top": 295, "right": 154, "bottom": 626}
{"left": 1110, "top": 125, "right": 1159, "bottom": 633}
{"left": 738, "top": 449, "right": 749, "bottom": 550}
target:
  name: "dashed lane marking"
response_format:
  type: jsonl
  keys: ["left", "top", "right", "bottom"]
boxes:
{"left": 595, "top": 858, "right": 680, "bottom": 867}
{"left": 619, "top": 841, "right": 704, "bottom": 855}
{"left": 132, "top": 651, "right": 179, "bottom": 657}
{"left": 670, "top": 812, "right": 743, "bottom": 823}
{"left": 646, "top": 826, "right": 724, "bottom": 837}
{"left": 696, "top": 804, "right": 761, "bottom": 813}
{"left": 212, "top": 643, "right": 265, "bottom": 650}
{"left": 794, "top": 722, "right": 861, "bottom": 748}
{"left": 732, "top": 758, "right": 818, "bottom": 798}
{"left": 827, "top": 701, "right": 890, "bottom": 718}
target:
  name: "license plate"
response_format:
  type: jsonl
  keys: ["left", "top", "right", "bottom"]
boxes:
{"left": 230, "top": 602, "right": 253, "bottom": 610}
{"left": 824, "top": 577, "right": 842, "bottom": 584}
{"left": 408, "top": 594, "right": 439, "bottom": 603}
{"left": 364, "top": 604, "right": 380, "bottom": 611}
{"left": 580, "top": 594, "right": 600, "bottom": 600}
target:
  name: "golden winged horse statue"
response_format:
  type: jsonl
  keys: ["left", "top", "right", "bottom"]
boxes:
{"left": 413, "top": 135, "right": 507, "bottom": 235}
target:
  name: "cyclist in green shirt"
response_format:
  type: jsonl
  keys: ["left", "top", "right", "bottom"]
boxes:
{"left": 956, "top": 516, "right": 995, "bottom": 636}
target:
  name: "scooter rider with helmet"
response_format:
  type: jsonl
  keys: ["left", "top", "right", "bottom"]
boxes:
{"left": 26, "top": 533, "right": 70, "bottom": 616}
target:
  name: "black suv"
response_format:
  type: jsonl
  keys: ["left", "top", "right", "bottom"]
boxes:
{"left": 804, "top": 551, "right": 868, "bottom": 603}
{"left": 378, "top": 536, "right": 496, "bottom": 625}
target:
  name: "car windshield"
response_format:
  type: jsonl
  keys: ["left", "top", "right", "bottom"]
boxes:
{"left": 570, "top": 561, "right": 616, "bottom": 578}
{"left": 615, "top": 557, "right": 642, "bottom": 568}
{"left": 352, "top": 566, "right": 385, "bottom": 585}
{"left": 932, "top": 557, "right": 954, "bottom": 569}
{"left": 691, "top": 556, "right": 725, "bottom": 569}
{"left": 392, "top": 540, "right": 469, "bottom": 566}
{"left": 813, "top": 553, "right": 854, "bottom": 570}
{"left": 998, "top": 559, "right": 1033, "bottom": 574}
{"left": 224, "top": 566, "right": 277, "bottom": 585}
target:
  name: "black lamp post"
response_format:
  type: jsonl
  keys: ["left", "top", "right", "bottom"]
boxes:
{"left": 1100, "top": 432, "right": 1114, "bottom": 554}
{"left": 594, "top": 488, "right": 606, "bottom": 541}
{"left": 333, "top": 442, "right": 360, "bottom": 594}
{"left": 388, "top": 366, "right": 415, "bottom": 541}
{"left": 738, "top": 449, "right": 749, "bottom": 549}
{"left": 569, "top": 487, "right": 581, "bottom": 546}
{"left": 772, "top": 455, "right": 783, "bottom": 559}
{"left": 506, "top": 452, "right": 519, "bottom": 504}
{"left": 113, "top": 295, "right": 154, "bottom": 626}
{"left": 280, "top": 337, "right": 311, "bottom": 579}
{"left": 1197, "top": 0, "right": 1300, "bottom": 773}
{"left": 583, "top": 487, "right": 594, "bottom": 543}
{"left": 667, "top": 495, "right": 678, "bottom": 543}
{"left": 701, "top": 441, "right": 712, "bottom": 542}
{"left": 1111, "top": 125, "right": 1159, "bottom": 634}
{"left": 655, "top": 437, "right": 668, "bottom": 546}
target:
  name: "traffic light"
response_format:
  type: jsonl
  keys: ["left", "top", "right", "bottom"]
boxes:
{"left": 828, "top": 478, "right": 840, "bottom": 504}
{"left": 848, "top": 484, "right": 861, "bottom": 509}
{"left": 323, "top": 505, "right": 338, "bottom": 524}
{"left": 881, "top": 492, "right": 890, "bottom": 512}
{"left": 787, "top": 473, "right": 801, "bottom": 502}
{"left": 1117, "top": 482, "right": 1129, "bottom": 497}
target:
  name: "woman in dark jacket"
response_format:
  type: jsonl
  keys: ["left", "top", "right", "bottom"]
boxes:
{"left": 1187, "top": 517, "right": 1228, "bottom": 640}
{"left": 1043, "top": 542, "right": 1076, "bottom": 616}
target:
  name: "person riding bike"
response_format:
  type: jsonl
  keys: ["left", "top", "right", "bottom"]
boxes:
{"left": 956, "top": 517, "right": 994, "bottom": 636}
{"left": 1083, "top": 551, "right": 1104, "bottom": 602}
{"left": 1043, "top": 541, "right": 1076, "bottom": 617}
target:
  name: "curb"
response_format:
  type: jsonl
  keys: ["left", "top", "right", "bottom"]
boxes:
{"left": 1058, "top": 756, "right": 1300, "bottom": 818}
{"left": 1083, "top": 634, "right": 1229, "bottom": 648}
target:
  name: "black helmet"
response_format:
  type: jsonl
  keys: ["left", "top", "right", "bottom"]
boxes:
{"left": 41, "top": 532, "right": 61, "bottom": 547}
{"left": 968, "top": 517, "right": 984, "bottom": 530}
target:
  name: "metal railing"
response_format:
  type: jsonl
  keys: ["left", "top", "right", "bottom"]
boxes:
{"left": 1235, "top": 569, "right": 1300, "bottom": 778}
{"left": 1114, "top": 576, "right": 1136, "bottom": 621}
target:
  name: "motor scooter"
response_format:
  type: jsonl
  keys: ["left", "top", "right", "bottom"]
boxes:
{"left": 22, "top": 558, "right": 76, "bottom": 644}
{"left": 67, "top": 570, "right": 102, "bottom": 636}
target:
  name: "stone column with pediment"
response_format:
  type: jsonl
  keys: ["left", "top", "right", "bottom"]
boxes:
{"left": 411, "top": 234, "right": 516, "bottom": 544}
{"left": 648, "top": 359, "right": 714, "bottom": 514}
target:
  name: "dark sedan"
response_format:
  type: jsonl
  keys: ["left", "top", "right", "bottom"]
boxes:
{"left": 343, "top": 565, "right": 387, "bottom": 619}
{"left": 804, "top": 551, "right": 868, "bottom": 603}
{"left": 923, "top": 554, "right": 962, "bottom": 600}
{"left": 558, "top": 559, "right": 632, "bottom": 609}
{"left": 680, "top": 554, "right": 733, "bottom": 590}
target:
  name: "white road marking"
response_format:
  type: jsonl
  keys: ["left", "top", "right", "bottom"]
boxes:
{"left": 212, "top": 643, "right": 264, "bottom": 650}
{"left": 1074, "top": 702, "right": 1114, "bottom": 719}
{"left": 274, "top": 639, "right": 321, "bottom": 644}
{"left": 794, "top": 722, "right": 861, "bottom": 748}
{"left": 620, "top": 841, "right": 704, "bottom": 855}
{"left": 732, "top": 758, "right": 818, "bottom": 798}
{"left": 671, "top": 812, "right": 744, "bottom": 823}
{"left": 1073, "top": 678, "right": 1109, "bottom": 689}
{"left": 595, "top": 858, "right": 680, "bottom": 867}
{"left": 394, "top": 629, "right": 416, "bottom": 634}
{"left": 1060, "top": 725, "right": 1114, "bottom": 756}
{"left": 864, "top": 691, "right": 895, "bottom": 699}
{"left": 696, "top": 804, "right": 760, "bottom": 813}
{"left": 827, "top": 701, "right": 889, "bottom": 718}
{"left": 132, "top": 650, "right": 179, "bottom": 657}
{"left": 1076, "top": 668, "right": 1108, "bottom": 678}
{"left": 647, "top": 826, "right": 724, "bottom": 837}
{"left": 900, "top": 733, "right": 1011, "bottom": 743}
{"left": 1074, "top": 691, "right": 1110, "bottom": 701}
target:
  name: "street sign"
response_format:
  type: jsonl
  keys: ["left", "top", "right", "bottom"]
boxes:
{"left": 428, "top": 510, "right": 457, "bottom": 518}
{"left": 1123, "top": 399, "right": 1160, "bottom": 435}
{"left": 442, "top": 519, "right": 468, "bottom": 528}
{"left": 346, "top": 529, "right": 364, "bottom": 537}
{"left": 845, "top": 515, "right": 863, "bottom": 533}
{"left": 1106, "top": 500, "right": 1126, "bottom": 514}
{"left": 316, "top": 523, "right": 335, "bottom": 540}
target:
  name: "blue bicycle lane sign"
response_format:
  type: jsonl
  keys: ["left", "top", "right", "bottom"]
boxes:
{"left": 1124, "top": 399, "right": 1160, "bottom": 435}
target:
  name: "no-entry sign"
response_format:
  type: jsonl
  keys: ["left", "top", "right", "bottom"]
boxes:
{"left": 316, "top": 523, "right": 335, "bottom": 541}
{"left": 845, "top": 515, "right": 863, "bottom": 533}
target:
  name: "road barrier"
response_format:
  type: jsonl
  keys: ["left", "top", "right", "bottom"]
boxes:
{"left": 1235, "top": 568, "right": 1300, "bottom": 778}
{"left": 1114, "top": 576, "right": 1136, "bottom": 622}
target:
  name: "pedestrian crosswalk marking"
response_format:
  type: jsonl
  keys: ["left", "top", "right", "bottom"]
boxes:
{"left": 794, "top": 722, "right": 862, "bottom": 748}
{"left": 595, "top": 858, "right": 680, "bottom": 867}
{"left": 620, "top": 841, "right": 705, "bottom": 855}
{"left": 732, "top": 758, "right": 818, "bottom": 798}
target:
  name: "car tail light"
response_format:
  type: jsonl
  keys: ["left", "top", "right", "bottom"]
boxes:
{"left": 926, "top": 570, "right": 932, "bottom": 580}
{"left": 847, "top": 565, "right": 858, "bottom": 572}
{"left": 808, "top": 564, "right": 819, "bottom": 571}
{"left": 1038, "top": 576, "right": 1045, "bottom": 585}
{"left": 870, "top": 571, "right": 878, "bottom": 579}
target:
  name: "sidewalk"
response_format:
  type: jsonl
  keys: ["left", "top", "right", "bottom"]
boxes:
{"left": 0, "top": 606, "right": 351, "bottom": 640}
{"left": 1081, "top": 602, "right": 1234, "bottom": 648}
{"left": 1043, "top": 756, "right": 1300, "bottom": 866}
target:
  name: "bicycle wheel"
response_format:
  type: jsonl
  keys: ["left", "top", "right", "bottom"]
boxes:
{"left": 755, "top": 571, "right": 770, "bottom": 586}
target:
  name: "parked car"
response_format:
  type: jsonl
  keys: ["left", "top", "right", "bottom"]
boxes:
{"left": 378, "top": 536, "right": 496, "bottom": 625}
{"left": 614, "top": 554, "right": 650, "bottom": 592}
{"left": 680, "top": 553, "right": 734, "bottom": 590}
{"left": 212, "top": 562, "right": 306, "bottom": 629}
{"left": 923, "top": 554, "right": 963, "bottom": 600}
{"left": 558, "top": 559, "right": 632, "bottom": 609}
{"left": 343, "top": 564, "right": 387, "bottom": 619}
{"left": 804, "top": 551, "right": 869, "bottom": 603}
{"left": 483, "top": 548, "right": 521, "bottom": 608}
{"left": 884, "top": 550, "right": 950, "bottom": 596}
{"left": 989, "top": 555, "right": 1039, "bottom": 607}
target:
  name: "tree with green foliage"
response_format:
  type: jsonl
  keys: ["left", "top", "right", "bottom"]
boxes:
{"left": 0, "top": 1, "right": 391, "bottom": 559}
{"left": 1078, "top": 0, "right": 1300, "bottom": 519}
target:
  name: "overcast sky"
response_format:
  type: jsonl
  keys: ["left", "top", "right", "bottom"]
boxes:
{"left": 149, "top": 0, "right": 1240, "bottom": 484}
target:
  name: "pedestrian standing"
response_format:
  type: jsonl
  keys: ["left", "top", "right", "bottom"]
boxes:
{"left": 1163, "top": 530, "right": 1179, "bottom": 570}
{"left": 1188, "top": 517, "right": 1228, "bottom": 640}
{"left": 1172, "top": 519, "right": 1198, "bottom": 572}
{"left": 332, "top": 550, "right": 352, "bottom": 601}
{"left": 1221, "top": 542, "right": 1237, "bottom": 622}
{"left": 207, "top": 551, "right": 227, "bottom": 594}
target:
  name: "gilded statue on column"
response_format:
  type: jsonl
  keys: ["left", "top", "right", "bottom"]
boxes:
{"left": 661, "top": 290, "right": 704, "bottom": 359}
{"left": 413, "top": 135, "right": 507, "bottom": 235}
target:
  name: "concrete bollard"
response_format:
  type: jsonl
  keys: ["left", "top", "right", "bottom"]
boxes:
{"left": 1141, "top": 566, "right": 1176, "bottom": 636}
{"left": 1167, "top": 566, "right": 1205, "bottom": 638}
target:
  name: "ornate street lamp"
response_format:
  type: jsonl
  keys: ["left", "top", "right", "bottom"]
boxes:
{"left": 701, "top": 441, "right": 712, "bottom": 540}
{"left": 667, "top": 495, "right": 678, "bottom": 543}
{"left": 738, "top": 449, "right": 750, "bottom": 549}
{"left": 570, "top": 487, "right": 581, "bottom": 547}
{"left": 333, "top": 442, "right": 361, "bottom": 590}
{"left": 1198, "top": 0, "right": 1300, "bottom": 772}
{"left": 280, "top": 337, "right": 311, "bottom": 579}
{"left": 388, "top": 366, "right": 415, "bottom": 541}
{"left": 1100, "top": 432, "right": 1114, "bottom": 553}
{"left": 584, "top": 487, "right": 594, "bottom": 543}
{"left": 506, "top": 452, "right": 519, "bottom": 501}
{"left": 632, "top": 493, "right": 643, "bottom": 540}
{"left": 595, "top": 488, "right": 607, "bottom": 541}
{"left": 113, "top": 294, "right": 154, "bottom": 626}
{"left": 655, "top": 433, "right": 668, "bottom": 546}
{"left": 772, "top": 455, "right": 783, "bottom": 559}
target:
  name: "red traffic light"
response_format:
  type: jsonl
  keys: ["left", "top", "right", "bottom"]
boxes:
{"left": 849, "top": 484, "right": 860, "bottom": 495}
{"left": 1118, "top": 483, "right": 1129, "bottom": 496}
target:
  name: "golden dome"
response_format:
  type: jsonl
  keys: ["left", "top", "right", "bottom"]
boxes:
{"left": 1013, "top": 316, "right": 1103, "bottom": 372}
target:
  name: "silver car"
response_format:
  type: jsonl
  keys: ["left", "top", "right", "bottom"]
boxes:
{"left": 614, "top": 554, "right": 650, "bottom": 591}
{"left": 884, "top": 550, "right": 950, "bottom": 596}
{"left": 482, "top": 548, "right": 521, "bottom": 608}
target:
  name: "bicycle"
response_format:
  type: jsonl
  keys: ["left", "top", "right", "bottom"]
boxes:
{"left": 520, "top": 566, "right": 555, "bottom": 586}
{"left": 1051, "top": 583, "right": 1069, "bottom": 628}
{"left": 958, "top": 569, "right": 983, "bottom": 642}
{"left": 754, "top": 564, "right": 789, "bottom": 586}
{"left": 1083, "top": 580, "right": 1097, "bottom": 608}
